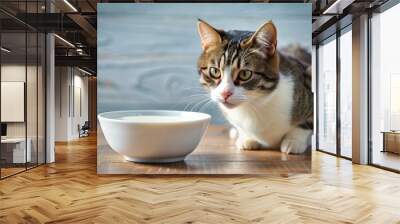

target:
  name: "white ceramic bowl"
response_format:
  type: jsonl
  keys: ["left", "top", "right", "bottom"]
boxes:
{"left": 98, "top": 110, "right": 211, "bottom": 163}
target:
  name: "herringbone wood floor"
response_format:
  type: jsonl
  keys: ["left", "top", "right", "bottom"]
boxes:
{"left": 1, "top": 135, "right": 400, "bottom": 224}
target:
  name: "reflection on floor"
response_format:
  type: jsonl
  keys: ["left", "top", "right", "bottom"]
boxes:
{"left": 0, "top": 167, "right": 25, "bottom": 177}
{"left": 373, "top": 150, "right": 400, "bottom": 171}
{"left": 0, "top": 162, "right": 42, "bottom": 178}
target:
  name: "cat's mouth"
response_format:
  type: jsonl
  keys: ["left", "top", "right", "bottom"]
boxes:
{"left": 220, "top": 101, "right": 238, "bottom": 109}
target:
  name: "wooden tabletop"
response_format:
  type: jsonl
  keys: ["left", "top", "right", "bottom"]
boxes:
{"left": 97, "top": 125, "right": 311, "bottom": 175}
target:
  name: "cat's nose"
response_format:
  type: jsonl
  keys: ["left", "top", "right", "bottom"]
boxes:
{"left": 221, "top": 90, "right": 233, "bottom": 101}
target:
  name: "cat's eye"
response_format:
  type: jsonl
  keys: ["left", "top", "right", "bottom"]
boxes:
{"left": 209, "top": 67, "right": 221, "bottom": 79}
{"left": 238, "top": 70, "right": 253, "bottom": 81}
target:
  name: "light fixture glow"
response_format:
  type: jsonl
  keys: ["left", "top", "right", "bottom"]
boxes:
{"left": 63, "top": 0, "right": 78, "bottom": 12}
{"left": 1, "top": 47, "right": 11, "bottom": 53}
{"left": 323, "top": 0, "right": 342, "bottom": 15}
{"left": 78, "top": 67, "right": 93, "bottom": 76}
{"left": 322, "top": 0, "right": 355, "bottom": 15}
{"left": 54, "top": 34, "right": 75, "bottom": 48}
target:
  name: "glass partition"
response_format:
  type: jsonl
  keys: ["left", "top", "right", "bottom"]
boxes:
{"left": 1, "top": 30, "right": 28, "bottom": 177}
{"left": 370, "top": 4, "right": 400, "bottom": 171}
{"left": 0, "top": 1, "right": 46, "bottom": 179}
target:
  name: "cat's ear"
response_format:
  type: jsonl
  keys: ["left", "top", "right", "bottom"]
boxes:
{"left": 197, "top": 19, "right": 222, "bottom": 50}
{"left": 241, "top": 21, "right": 277, "bottom": 57}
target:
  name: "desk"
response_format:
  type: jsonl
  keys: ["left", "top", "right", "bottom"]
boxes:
{"left": 382, "top": 131, "right": 400, "bottom": 154}
{"left": 1, "top": 138, "right": 31, "bottom": 163}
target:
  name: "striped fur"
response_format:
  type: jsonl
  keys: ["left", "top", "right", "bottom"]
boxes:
{"left": 196, "top": 20, "right": 312, "bottom": 154}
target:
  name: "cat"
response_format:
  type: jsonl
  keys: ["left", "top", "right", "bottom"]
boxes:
{"left": 196, "top": 19, "right": 313, "bottom": 154}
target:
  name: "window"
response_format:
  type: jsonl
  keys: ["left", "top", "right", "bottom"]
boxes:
{"left": 339, "top": 27, "right": 352, "bottom": 158}
{"left": 317, "top": 35, "right": 337, "bottom": 154}
{"left": 370, "top": 3, "right": 400, "bottom": 171}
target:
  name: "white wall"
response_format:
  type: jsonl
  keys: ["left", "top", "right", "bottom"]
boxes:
{"left": 55, "top": 67, "right": 89, "bottom": 141}
{"left": 71, "top": 73, "right": 89, "bottom": 138}
{"left": 55, "top": 67, "right": 69, "bottom": 141}
{"left": 1, "top": 65, "right": 41, "bottom": 137}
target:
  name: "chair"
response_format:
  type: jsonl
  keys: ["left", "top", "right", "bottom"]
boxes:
{"left": 79, "top": 121, "right": 90, "bottom": 138}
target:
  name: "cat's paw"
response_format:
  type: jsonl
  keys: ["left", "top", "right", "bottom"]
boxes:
{"left": 236, "top": 138, "right": 262, "bottom": 150}
{"left": 229, "top": 127, "right": 238, "bottom": 139}
{"left": 280, "top": 138, "right": 308, "bottom": 154}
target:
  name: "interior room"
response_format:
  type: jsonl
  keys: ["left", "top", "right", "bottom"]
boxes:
{"left": 1, "top": 0, "right": 400, "bottom": 223}
{"left": 370, "top": 3, "right": 400, "bottom": 171}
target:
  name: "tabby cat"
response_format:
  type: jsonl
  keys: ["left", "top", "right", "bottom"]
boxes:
{"left": 196, "top": 19, "right": 313, "bottom": 154}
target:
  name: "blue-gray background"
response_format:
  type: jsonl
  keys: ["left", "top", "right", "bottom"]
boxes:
{"left": 98, "top": 3, "right": 311, "bottom": 124}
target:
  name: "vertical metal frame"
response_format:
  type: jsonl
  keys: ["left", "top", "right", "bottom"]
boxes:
{"left": 72, "top": 68, "right": 75, "bottom": 118}
{"left": 315, "top": 44, "right": 320, "bottom": 151}
{"left": 336, "top": 26, "right": 341, "bottom": 157}
{"left": 367, "top": 11, "right": 373, "bottom": 165}
{"left": 0, "top": 23, "right": 2, "bottom": 179}
{"left": 24, "top": 0, "right": 28, "bottom": 171}
{"left": 44, "top": 0, "right": 48, "bottom": 164}
{"left": 36, "top": 0, "right": 39, "bottom": 167}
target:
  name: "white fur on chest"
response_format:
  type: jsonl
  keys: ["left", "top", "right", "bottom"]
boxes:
{"left": 221, "top": 75, "right": 294, "bottom": 148}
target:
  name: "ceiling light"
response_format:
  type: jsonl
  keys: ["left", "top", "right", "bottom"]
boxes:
{"left": 54, "top": 34, "right": 75, "bottom": 48}
{"left": 323, "top": 0, "right": 354, "bottom": 15}
{"left": 1, "top": 47, "right": 11, "bottom": 53}
{"left": 78, "top": 67, "right": 93, "bottom": 76}
{"left": 63, "top": 0, "right": 78, "bottom": 12}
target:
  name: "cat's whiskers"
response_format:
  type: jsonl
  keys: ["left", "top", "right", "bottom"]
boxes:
{"left": 198, "top": 99, "right": 215, "bottom": 112}
{"left": 182, "top": 94, "right": 210, "bottom": 100}
{"left": 183, "top": 97, "right": 209, "bottom": 111}
{"left": 181, "top": 93, "right": 210, "bottom": 111}
{"left": 190, "top": 98, "right": 211, "bottom": 111}
{"left": 183, "top": 98, "right": 206, "bottom": 111}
